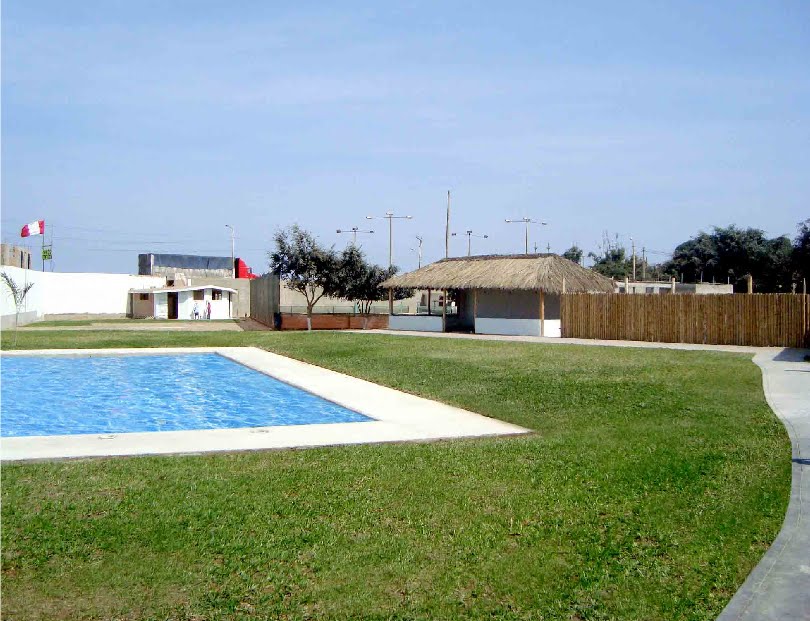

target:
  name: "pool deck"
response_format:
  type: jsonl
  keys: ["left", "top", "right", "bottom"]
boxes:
{"left": 0, "top": 347, "right": 528, "bottom": 461}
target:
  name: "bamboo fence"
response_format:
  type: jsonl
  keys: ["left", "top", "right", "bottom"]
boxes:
{"left": 560, "top": 293, "right": 810, "bottom": 347}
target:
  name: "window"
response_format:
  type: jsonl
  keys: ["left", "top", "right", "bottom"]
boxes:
{"left": 212, "top": 289, "right": 222, "bottom": 301}
{"left": 139, "top": 293, "right": 149, "bottom": 301}
{"left": 193, "top": 290, "right": 204, "bottom": 301}
{"left": 167, "top": 279, "right": 175, "bottom": 287}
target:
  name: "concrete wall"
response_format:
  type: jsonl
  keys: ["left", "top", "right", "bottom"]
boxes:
{"left": 389, "top": 315, "right": 444, "bottom": 332}
{"left": 131, "top": 293, "right": 153, "bottom": 318}
{"left": 279, "top": 283, "right": 421, "bottom": 314}
{"left": 154, "top": 292, "right": 169, "bottom": 319}
{"left": 542, "top": 319, "right": 562, "bottom": 337}
{"left": 183, "top": 290, "right": 233, "bottom": 320}
{"left": 279, "top": 285, "right": 348, "bottom": 310}
{"left": 1, "top": 310, "right": 38, "bottom": 330}
{"left": 473, "top": 317, "right": 560, "bottom": 337}
{"left": 189, "top": 277, "right": 250, "bottom": 317}
{"left": 472, "top": 290, "right": 561, "bottom": 337}
{"left": 250, "top": 274, "right": 280, "bottom": 327}
{"left": 477, "top": 289, "right": 541, "bottom": 320}
{"left": 0, "top": 267, "right": 165, "bottom": 325}
{"left": 693, "top": 283, "right": 735, "bottom": 295}
{"left": 616, "top": 281, "right": 735, "bottom": 295}
{"left": 178, "top": 290, "right": 194, "bottom": 320}
{"left": 475, "top": 318, "right": 541, "bottom": 337}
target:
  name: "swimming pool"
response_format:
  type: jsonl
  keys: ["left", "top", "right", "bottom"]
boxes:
{"left": 0, "top": 353, "right": 371, "bottom": 437}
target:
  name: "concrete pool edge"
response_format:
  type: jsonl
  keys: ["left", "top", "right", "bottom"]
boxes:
{"left": 0, "top": 347, "right": 529, "bottom": 461}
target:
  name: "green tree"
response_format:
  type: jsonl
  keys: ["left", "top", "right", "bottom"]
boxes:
{"left": 588, "top": 233, "right": 632, "bottom": 279}
{"left": 793, "top": 219, "right": 810, "bottom": 287}
{"left": 665, "top": 225, "right": 793, "bottom": 292}
{"left": 338, "top": 245, "right": 410, "bottom": 315}
{"left": 269, "top": 225, "right": 341, "bottom": 330}
{"left": 562, "top": 245, "right": 583, "bottom": 265}
{"left": 1, "top": 272, "right": 35, "bottom": 345}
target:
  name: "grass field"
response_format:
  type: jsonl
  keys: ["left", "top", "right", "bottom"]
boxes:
{"left": 0, "top": 329, "right": 791, "bottom": 620}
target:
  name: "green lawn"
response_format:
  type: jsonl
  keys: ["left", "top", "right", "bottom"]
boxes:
{"left": 1, "top": 330, "right": 791, "bottom": 620}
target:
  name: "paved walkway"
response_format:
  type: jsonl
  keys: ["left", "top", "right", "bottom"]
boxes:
{"left": 356, "top": 330, "right": 809, "bottom": 618}
{"left": 21, "top": 320, "right": 247, "bottom": 332}
{"left": 717, "top": 348, "right": 810, "bottom": 621}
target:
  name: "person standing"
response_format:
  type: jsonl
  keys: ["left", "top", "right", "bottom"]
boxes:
{"left": 206, "top": 301, "right": 212, "bottom": 320}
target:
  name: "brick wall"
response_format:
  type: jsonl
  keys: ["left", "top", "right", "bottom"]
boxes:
{"left": 280, "top": 313, "right": 389, "bottom": 331}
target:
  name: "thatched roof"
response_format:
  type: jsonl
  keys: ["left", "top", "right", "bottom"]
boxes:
{"left": 382, "top": 254, "right": 614, "bottom": 294}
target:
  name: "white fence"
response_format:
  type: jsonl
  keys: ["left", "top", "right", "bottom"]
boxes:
{"left": 0, "top": 267, "right": 165, "bottom": 327}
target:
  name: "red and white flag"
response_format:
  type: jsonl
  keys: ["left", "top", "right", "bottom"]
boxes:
{"left": 21, "top": 220, "right": 45, "bottom": 237}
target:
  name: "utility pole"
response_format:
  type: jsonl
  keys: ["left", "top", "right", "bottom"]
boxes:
{"left": 452, "top": 230, "right": 489, "bottom": 256}
{"left": 546, "top": 242, "right": 551, "bottom": 253}
{"left": 630, "top": 236, "right": 636, "bottom": 281}
{"left": 445, "top": 190, "right": 451, "bottom": 259}
{"left": 225, "top": 224, "right": 235, "bottom": 277}
{"left": 366, "top": 211, "right": 413, "bottom": 267}
{"left": 505, "top": 217, "right": 547, "bottom": 254}
{"left": 336, "top": 227, "right": 374, "bottom": 246}
{"left": 642, "top": 247, "right": 646, "bottom": 280}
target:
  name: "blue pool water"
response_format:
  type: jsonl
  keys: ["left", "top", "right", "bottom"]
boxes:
{"left": 0, "top": 353, "right": 371, "bottom": 437}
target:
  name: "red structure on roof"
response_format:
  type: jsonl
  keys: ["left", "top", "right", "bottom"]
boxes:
{"left": 235, "top": 258, "right": 258, "bottom": 279}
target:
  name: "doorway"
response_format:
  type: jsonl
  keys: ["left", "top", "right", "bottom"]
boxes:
{"left": 167, "top": 292, "right": 178, "bottom": 319}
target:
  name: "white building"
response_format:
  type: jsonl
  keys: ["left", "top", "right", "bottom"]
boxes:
{"left": 129, "top": 285, "right": 237, "bottom": 320}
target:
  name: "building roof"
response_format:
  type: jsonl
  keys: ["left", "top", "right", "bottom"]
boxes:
{"left": 138, "top": 253, "right": 233, "bottom": 273}
{"left": 130, "top": 285, "right": 237, "bottom": 294}
{"left": 381, "top": 254, "right": 615, "bottom": 294}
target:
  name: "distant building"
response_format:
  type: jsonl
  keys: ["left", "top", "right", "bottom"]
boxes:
{"left": 129, "top": 284, "right": 238, "bottom": 320}
{"left": 1, "top": 244, "right": 33, "bottom": 270}
{"left": 136, "top": 253, "right": 259, "bottom": 318}
{"left": 615, "top": 280, "right": 734, "bottom": 295}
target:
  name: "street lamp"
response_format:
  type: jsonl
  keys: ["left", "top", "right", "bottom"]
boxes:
{"left": 336, "top": 227, "right": 374, "bottom": 246}
{"left": 411, "top": 235, "right": 424, "bottom": 268}
{"left": 505, "top": 217, "right": 547, "bottom": 254}
{"left": 225, "top": 224, "right": 235, "bottom": 277}
{"left": 366, "top": 211, "right": 413, "bottom": 267}
{"left": 452, "top": 230, "right": 489, "bottom": 256}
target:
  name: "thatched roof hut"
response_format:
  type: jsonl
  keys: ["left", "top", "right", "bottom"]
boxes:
{"left": 382, "top": 254, "right": 613, "bottom": 294}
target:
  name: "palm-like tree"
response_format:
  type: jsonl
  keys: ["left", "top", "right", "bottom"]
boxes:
{"left": 1, "top": 272, "right": 34, "bottom": 345}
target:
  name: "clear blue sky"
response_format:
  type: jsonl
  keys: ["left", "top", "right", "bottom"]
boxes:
{"left": 2, "top": 1, "right": 808, "bottom": 274}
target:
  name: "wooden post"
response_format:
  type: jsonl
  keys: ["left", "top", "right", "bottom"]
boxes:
{"left": 473, "top": 289, "right": 478, "bottom": 333}
{"left": 427, "top": 289, "right": 431, "bottom": 315}
{"left": 442, "top": 289, "right": 447, "bottom": 331}
{"left": 803, "top": 278, "right": 806, "bottom": 295}
{"left": 561, "top": 277, "right": 566, "bottom": 294}
{"left": 747, "top": 274, "right": 753, "bottom": 294}
{"left": 624, "top": 276, "right": 629, "bottom": 294}
{"left": 540, "top": 290, "right": 545, "bottom": 337}
{"left": 671, "top": 277, "right": 676, "bottom": 293}
{"left": 388, "top": 288, "right": 394, "bottom": 315}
